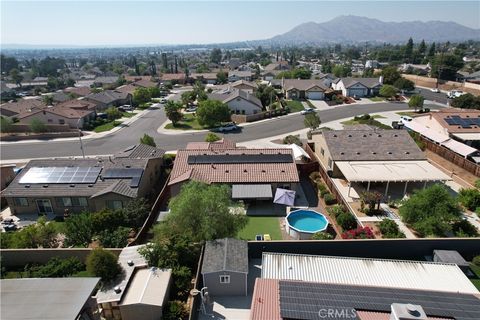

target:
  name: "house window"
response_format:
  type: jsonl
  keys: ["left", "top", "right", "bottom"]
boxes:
{"left": 320, "top": 148, "right": 325, "bottom": 156}
{"left": 57, "top": 197, "right": 88, "bottom": 207}
{"left": 73, "top": 197, "right": 88, "bottom": 207}
{"left": 14, "top": 197, "right": 28, "bottom": 207}
{"left": 58, "top": 119, "right": 65, "bottom": 125}
{"left": 219, "top": 275, "right": 230, "bottom": 284}
{"left": 106, "top": 200, "right": 123, "bottom": 210}
{"left": 47, "top": 119, "right": 53, "bottom": 123}
{"left": 60, "top": 197, "right": 72, "bottom": 207}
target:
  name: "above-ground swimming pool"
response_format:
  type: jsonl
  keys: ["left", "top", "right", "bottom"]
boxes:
{"left": 286, "top": 209, "right": 329, "bottom": 240}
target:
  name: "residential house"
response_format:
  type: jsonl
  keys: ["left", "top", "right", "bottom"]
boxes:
{"left": 209, "top": 89, "right": 263, "bottom": 115}
{"left": 230, "top": 80, "right": 258, "bottom": 93}
{"left": 261, "top": 71, "right": 280, "bottom": 81}
{"left": 365, "top": 60, "right": 379, "bottom": 69}
{"left": 312, "top": 128, "right": 450, "bottom": 199}
{"left": 96, "top": 245, "right": 172, "bottom": 320}
{"left": 2, "top": 144, "right": 164, "bottom": 217}
{"left": 1, "top": 277, "right": 101, "bottom": 320}
{"left": 50, "top": 91, "right": 72, "bottom": 103}
{"left": 115, "top": 84, "right": 137, "bottom": 95}
{"left": 0, "top": 98, "right": 45, "bottom": 118}
{"left": 464, "top": 70, "right": 480, "bottom": 84}
{"left": 251, "top": 252, "right": 480, "bottom": 320}
{"left": 16, "top": 105, "right": 95, "bottom": 129}
{"left": 64, "top": 86, "right": 93, "bottom": 97}
{"left": 189, "top": 72, "right": 217, "bottom": 84}
{"left": 93, "top": 76, "right": 118, "bottom": 87}
{"left": 227, "top": 58, "right": 242, "bottom": 69}
{"left": 131, "top": 79, "right": 158, "bottom": 89}
{"left": 228, "top": 70, "right": 252, "bottom": 82}
{"left": 403, "top": 109, "right": 480, "bottom": 159}
{"left": 159, "top": 73, "right": 186, "bottom": 84}
{"left": 201, "top": 238, "right": 248, "bottom": 296}
{"left": 85, "top": 90, "right": 132, "bottom": 110}
{"left": 168, "top": 140, "right": 300, "bottom": 202}
{"left": 332, "top": 77, "right": 383, "bottom": 97}
{"left": 400, "top": 63, "right": 431, "bottom": 75}
{"left": 282, "top": 79, "right": 328, "bottom": 100}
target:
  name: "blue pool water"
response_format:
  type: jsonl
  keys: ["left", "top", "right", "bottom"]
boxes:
{"left": 287, "top": 210, "right": 328, "bottom": 233}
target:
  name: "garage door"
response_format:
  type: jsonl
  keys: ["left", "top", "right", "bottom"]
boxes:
{"left": 348, "top": 88, "right": 366, "bottom": 97}
{"left": 307, "top": 91, "right": 324, "bottom": 100}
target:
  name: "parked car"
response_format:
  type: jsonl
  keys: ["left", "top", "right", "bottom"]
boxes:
{"left": 215, "top": 123, "right": 240, "bottom": 132}
{"left": 118, "top": 105, "right": 134, "bottom": 112}
{"left": 3, "top": 224, "right": 17, "bottom": 232}
{"left": 159, "top": 98, "right": 167, "bottom": 104}
{"left": 300, "top": 108, "right": 316, "bottom": 115}
{"left": 185, "top": 106, "right": 197, "bottom": 112}
{"left": 96, "top": 113, "right": 108, "bottom": 119}
{"left": 447, "top": 90, "right": 465, "bottom": 99}
{"left": 430, "top": 88, "right": 440, "bottom": 93}
{"left": 400, "top": 116, "right": 413, "bottom": 124}
{"left": 353, "top": 95, "right": 361, "bottom": 100}
{"left": 2, "top": 218, "right": 14, "bottom": 225}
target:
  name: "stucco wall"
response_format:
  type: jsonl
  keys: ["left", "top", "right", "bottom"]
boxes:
{"left": 227, "top": 97, "right": 262, "bottom": 115}
{"left": 203, "top": 271, "right": 247, "bottom": 296}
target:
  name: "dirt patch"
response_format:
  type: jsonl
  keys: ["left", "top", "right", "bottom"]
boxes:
{"left": 426, "top": 150, "right": 477, "bottom": 187}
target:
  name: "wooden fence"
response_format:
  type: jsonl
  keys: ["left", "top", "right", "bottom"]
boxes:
{"left": 420, "top": 136, "right": 480, "bottom": 177}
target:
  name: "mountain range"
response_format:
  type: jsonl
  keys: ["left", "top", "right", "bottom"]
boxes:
{"left": 265, "top": 15, "right": 480, "bottom": 45}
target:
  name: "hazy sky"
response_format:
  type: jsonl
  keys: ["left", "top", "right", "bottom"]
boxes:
{"left": 1, "top": 1, "right": 479, "bottom": 46}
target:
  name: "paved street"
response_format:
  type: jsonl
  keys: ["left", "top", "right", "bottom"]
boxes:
{"left": 0, "top": 102, "right": 444, "bottom": 161}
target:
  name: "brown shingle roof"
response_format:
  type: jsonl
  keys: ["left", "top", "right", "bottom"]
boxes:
{"left": 0, "top": 99, "right": 45, "bottom": 116}
{"left": 283, "top": 79, "right": 328, "bottom": 91}
{"left": 64, "top": 87, "right": 92, "bottom": 97}
{"left": 132, "top": 79, "right": 158, "bottom": 88}
{"left": 160, "top": 73, "right": 186, "bottom": 81}
{"left": 322, "top": 129, "right": 425, "bottom": 161}
{"left": 169, "top": 147, "right": 299, "bottom": 186}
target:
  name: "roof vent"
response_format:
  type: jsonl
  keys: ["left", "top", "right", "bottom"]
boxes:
{"left": 261, "top": 170, "right": 266, "bottom": 173}
{"left": 88, "top": 184, "right": 93, "bottom": 187}
{"left": 333, "top": 134, "right": 337, "bottom": 137}
{"left": 340, "top": 152, "right": 344, "bottom": 155}
{"left": 24, "top": 185, "right": 30, "bottom": 188}
{"left": 114, "top": 286, "right": 122, "bottom": 294}
{"left": 363, "top": 134, "right": 367, "bottom": 137}
{"left": 281, "top": 170, "right": 285, "bottom": 173}
{"left": 348, "top": 134, "right": 352, "bottom": 137}
{"left": 42, "top": 185, "right": 48, "bottom": 188}
{"left": 225, "top": 170, "right": 229, "bottom": 173}
{"left": 125, "top": 165, "right": 131, "bottom": 168}
{"left": 394, "top": 134, "right": 398, "bottom": 137}
{"left": 243, "top": 169, "right": 247, "bottom": 173}
{"left": 405, "top": 151, "right": 410, "bottom": 154}
{"left": 127, "top": 260, "right": 134, "bottom": 266}
{"left": 70, "top": 184, "right": 75, "bottom": 187}
{"left": 387, "top": 151, "right": 392, "bottom": 154}
{"left": 372, "top": 152, "right": 376, "bottom": 155}
{"left": 378, "top": 134, "right": 382, "bottom": 137}
{"left": 356, "top": 152, "right": 360, "bottom": 155}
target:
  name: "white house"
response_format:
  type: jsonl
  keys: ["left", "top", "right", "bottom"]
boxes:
{"left": 209, "top": 89, "right": 263, "bottom": 115}
{"left": 282, "top": 79, "right": 328, "bottom": 100}
{"left": 332, "top": 77, "right": 383, "bottom": 97}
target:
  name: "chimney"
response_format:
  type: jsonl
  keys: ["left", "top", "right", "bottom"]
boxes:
{"left": 390, "top": 304, "right": 427, "bottom": 320}
{"left": 379, "top": 75, "right": 384, "bottom": 84}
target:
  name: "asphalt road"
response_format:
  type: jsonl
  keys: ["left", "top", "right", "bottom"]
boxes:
{"left": 0, "top": 102, "right": 443, "bottom": 161}
{"left": 415, "top": 87, "right": 451, "bottom": 105}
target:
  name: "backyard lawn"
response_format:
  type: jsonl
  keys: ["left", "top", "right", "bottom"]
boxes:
{"left": 165, "top": 113, "right": 207, "bottom": 130}
{"left": 285, "top": 100, "right": 305, "bottom": 112}
{"left": 93, "top": 121, "right": 121, "bottom": 133}
{"left": 237, "top": 216, "right": 283, "bottom": 240}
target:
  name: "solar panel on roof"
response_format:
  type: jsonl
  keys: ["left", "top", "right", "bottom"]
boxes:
{"left": 187, "top": 154, "right": 293, "bottom": 165}
{"left": 19, "top": 167, "right": 101, "bottom": 184}
{"left": 102, "top": 168, "right": 143, "bottom": 188}
{"left": 278, "top": 281, "right": 480, "bottom": 320}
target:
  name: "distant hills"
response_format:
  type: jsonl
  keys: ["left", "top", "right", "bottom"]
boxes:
{"left": 265, "top": 15, "right": 480, "bottom": 45}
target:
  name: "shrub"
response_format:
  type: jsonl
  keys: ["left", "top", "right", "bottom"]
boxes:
{"left": 29, "top": 118, "right": 47, "bottom": 133}
{"left": 473, "top": 255, "right": 480, "bottom": 267}
{"left": 457, "top": 188, "right": 480, "bottom": 211}
{"left": 342, "top": 226, "right": 375, "bottom": 239}
{"left": 327, "top": 205, "right": 346, "bottom": 218}
{"left": 378, "top": 219, "right": 406, "bottom": 238}
{"left": 163, "top": 300, "right": 189, "bottom": 320}
{"left": 0, "top": 116, "right": 13, "bottom": 133}
{"left": 98, "top": 227, "right": 130, "bottom": 248}
{"left": 86, "top": 248, "right": 121, "bottom": 282}
{"left": 140, "top": 133, "right": 156, "bottom": 147}
{"left": 452, "top": 219, "right": 479, "bottom": 237}
{"left": 163, "top": 153, "right": 176, "bottom": 167}
{"left": 311, "top": 232, "right": 334, "bottom": 240}
{"left": 309, "top": 171, "right": 320, "bottom": 182}
{"left": 323, "top": 193, "right": 336, "bottom": 205}
{"left": 283, "top": 134, "right": 302, "bottom": 146}
{"left": 336, "top": 212, "right": 357, "bottom": 230}
{"left": 205, "top": 132, "right": 221, "bottom": 142}
{"left": 29, "top": 257, "right": 84, "bottom": 278}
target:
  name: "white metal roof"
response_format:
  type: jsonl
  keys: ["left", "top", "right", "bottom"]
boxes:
{"left": 441, "top": 139, "right": 477, "bottom": 157}
{"left": 452, "top": 132, "right": 480, "bottom": 141}
{"left": 121, "top": 267, "right": 172, "bottom": 307}
{"left": 261, "top": 253, "right": 479, "bottom": 294}
{"left": 404, "top": 121, "right": 449, "bottom": 144}
{"left": 335, "top": 160, "right": 451, "bottom": 182}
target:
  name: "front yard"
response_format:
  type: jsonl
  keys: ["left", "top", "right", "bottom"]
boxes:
{"left": 341, "top": 114, "right": 391, "bottom": 129}
{"left": 93, "top": 120, "right": 121, "bottom": 133}
{"left": 164, "top": 113, "right": 207, "bottom": 130}
{"left": 237, "top": 216, "right": 283, "bottom": 240}
{"left": 285, "top": 100, "right": 305, "bottom": 112}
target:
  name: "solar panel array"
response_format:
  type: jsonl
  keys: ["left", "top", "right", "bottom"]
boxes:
{"left": 187, "top": 154, "right": 293, "bottom": 165}
{"left": 279, "top": 281, "right": 480, "bottom": 320}
{"left": 19, "top": 167, "right": 101, "bottom": 184}
{"left": 444, "top": 115, "right": 480, "bottom": 129}
{"left": 102, "top": 168, "right": 144, "bottom": 187}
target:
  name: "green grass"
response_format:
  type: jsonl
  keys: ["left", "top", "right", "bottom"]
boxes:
{"left": 72, "top": 270, "right": 94, "bottom": 277}
{"left": 368, "top": 97, "right": 385, "bottom": 102}
{"left": 285, "top": 100, "right": 305, "bottom": 112}
{"left": 470, "top": 263, "right": 480, "bottom": 290}
{"left": 237, "top": 217, "right": 282, "bottom": 240}
{"left": 121, "top": 112, "right": 135, "bottom": 118}
{"left": 341, "top": 115, "right": 391, "bottom": 129}
{"left": 93, "top": 121, "right": 121, "bottom": 133}
{"left": 48, "top": 221, "right": 66, "bottom": 234}
{"left": 396, "top": 111, "right": 417, "bottom": 117}
{"left": 165, "top": 113, "right": 208, "bottom": 130}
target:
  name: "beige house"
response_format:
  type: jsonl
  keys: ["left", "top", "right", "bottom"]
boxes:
{"left": 2, "top": 144, "right": 164, "bottom": 217}
{"left": 209, "top": 89, "right": 264, "bottom": 115}
{"left": 282, "top": 79, "right": 328, "bottom": 100}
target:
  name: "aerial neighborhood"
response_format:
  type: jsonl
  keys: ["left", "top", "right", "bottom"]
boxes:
{"left": 1, "top": 4, "right": 480, "bottom": 320}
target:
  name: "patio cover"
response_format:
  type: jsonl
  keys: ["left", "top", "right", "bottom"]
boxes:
{"left": 232, "top": 184, "right": 272, "bottom": 199}
{"left": 404, "top": 121, "right": 449, "bottom": 143}
{"left": 273, "top": 188, "right": 296, "bottom": 206}
{"left": 335, "top": 160, "right": 451, "bottom": 182}
{"left": 287, "top": 144, "right": 311, "bottom": 160}
{"left": 441, "top": 139, "right": 477, "bottom": 157}
{"left": 452, "top": 133, "right": 480, "bottom": 141}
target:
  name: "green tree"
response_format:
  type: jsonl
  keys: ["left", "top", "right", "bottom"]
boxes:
{"left": 105, "top": 106, "right": 122, "bottom": 121}
{"left": 431, "top": 54, "right": 464, "bottom": 81}
{"left": 336, "top": 212, "right": 357, "bottom": 231}
{"left": 196, "top": 99, "right": 231, "bottom": 128}
{"left": 42, "top": 95, "right": 54, "bottom": 106}
{"left": 380, "top": 66, "right": 401, "bottom": 85}
{"left": 29, "top": 118, "right": 47, "bottom": 133}
{"left": 399, "top": 184, "right": 462, "bottom": 237}
{"left": 147, "top": 86, "right": 161, "bottom": 98}
{"left": 304, "top": 112, "right": 321, "bottom": 129}
{"left": 311, "top": 232, "right": 334, "bottom": 240}
{"left": 427, "top": 42, "right": 436, "bottom": 58}
{"left": 132, "top": 87, "right": 151, "bottom": 105}
{"left": 457, "top": 188, "right": 480, "bottom": 211}
{"left": 216, "top": 71, "right": 228, "bottom": 84}
{"left": 404, "top": 37, "right": 414, "bottom": 62}
{"left": 205, "top": 132, "right": 221, "bottom": 142}
{"left": 451, "top": 94, "right": 480, "bottom": 110}
{"left": 181, "top": 91, "right": 196, "bottom": 106}
{"left": 140, "top": 133, "right": 156, "bottom": 147}
{"left": 1, "top": 54, "right": 19, "bottom": 74}
{"left": 255, "top": 84, "right": 277, "bottom": 109}
{"left": 64, "top": 212, "right": 94, "bottom": 247}
{"left": 164, "top": 100, "right": 183, "bottom": 126}
{"left": 418, "top": 39, "right": 427, "bottom": 56}
{"left": 408, "top": 94, "right": 424, "bottom": 112}
{"left": 210, "top": 48, "right": 222, "bottom": 64}
{"left": 66, "top": 78, "right": 76, "bottom": 87}
{"left": 155, "top": 181, "right": 247, "bottom": 242}
{"left": 394, "top": 78, "right": 415, "bottom": 92}
{"left": 0, "top": 116, "right": 13, "bottom": 133}
{"left": 379, "top": 85, "right": 397, "bottom": 99}
{"left": 98, "top": 227, "right": 129, "bottom": 248}
{"left": 86, "top": 248, "right": 121, "bottom": 282}
{"left": 9, "top": 68, "right": 23, "bottom": 87}
{"left": 332, "top": 64, "right": 351, "bottom": 77}
{"left": 121, "top": 197, "right": 150, "bottom": 229}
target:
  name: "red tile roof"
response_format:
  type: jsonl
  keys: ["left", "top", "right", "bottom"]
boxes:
{"left": 63, "top": 87, "right": 92, "bottom": 97}
{"left": 185, "top": 138, "right": 236, "bottom": 150}
{"left": 160, "top": 73, "right": 186, "bottom": 81}
{"left": 250, "top": 278, "right": 281, "bottom": 320}
{"left": 169, "top": 147, "right": 299, "bottom": 186}
{"left": 357, "top": 311, "right": 451, "bottom": 320}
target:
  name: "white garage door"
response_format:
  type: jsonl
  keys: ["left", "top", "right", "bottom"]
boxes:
{"left": 307, "top": 91, "right": 324, "bottom": 100}
{"left": 348, "top": 88, "right": 366, "bottom": 97}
